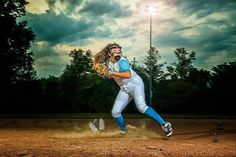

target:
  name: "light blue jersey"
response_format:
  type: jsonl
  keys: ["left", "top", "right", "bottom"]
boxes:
{"left": 107, "top": 56, "right": 137, "bottom": 86}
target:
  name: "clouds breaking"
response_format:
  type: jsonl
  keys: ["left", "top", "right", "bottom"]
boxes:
{"left": 24, "top": 0, "right": 236, "bottom": 77}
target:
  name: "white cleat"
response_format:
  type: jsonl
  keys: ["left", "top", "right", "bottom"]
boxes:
{"left": 161, "top": 122, "right": 173, "bottom": 137}
{"left": 88, "top": 121, "right": 98, "bottom": 133}
{"left": 120, "top": 130, "right": 127, "bottom": 135}
{"left": 98, "top": 118, "right": 105, "bottom": 131}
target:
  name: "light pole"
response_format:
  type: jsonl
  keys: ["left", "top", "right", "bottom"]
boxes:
{"left": 149, "top": 12, "right": 153, "bottom": 106}
{"left": 149, "top": 7, "right": 153, "bottom": 49}
{"left": 146, "top": 5, "right": 157, "bottom": 106}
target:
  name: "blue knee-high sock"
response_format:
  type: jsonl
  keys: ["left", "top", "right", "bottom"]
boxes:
{"left": 144, "top": 107, "right": 166, "bottom": 125}
{"left": 115, "top": 115, "right": 126, "bottom": 131}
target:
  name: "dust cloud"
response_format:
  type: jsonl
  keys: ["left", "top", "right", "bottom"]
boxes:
{"left": 54, "top": 119, "right": 162, "bottom": 139}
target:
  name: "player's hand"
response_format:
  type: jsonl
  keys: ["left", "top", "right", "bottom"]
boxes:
{"left": 101, "top": 66, "right": 109, "bottom": 75}
{"left": 108, "top": 71, "right": 113, "bottom": 77}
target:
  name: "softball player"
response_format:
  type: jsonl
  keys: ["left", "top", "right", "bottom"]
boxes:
{"left": 105, "top": 43, "right": 173, "bottom": 137}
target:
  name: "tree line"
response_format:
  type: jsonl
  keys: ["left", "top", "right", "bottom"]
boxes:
{"left": 1, "top": 0, "right": 235, "bottom": 114}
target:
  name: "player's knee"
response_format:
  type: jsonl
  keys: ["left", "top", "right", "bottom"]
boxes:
{"left": 136, "top": 103, "right": 148, "bottom": 113}
{"left": 111, "top": 110, "right": 121, "bottom": 118}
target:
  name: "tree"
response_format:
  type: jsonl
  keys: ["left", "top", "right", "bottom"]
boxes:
{"left": 60, "top": 49, "right": 94, "bottom": 112}
{"left": 60, "top": 49, "right": 93, "bottom": 84}
{"left": 187, "top": 68, "right": 211, "bottom": 88}
{"left": 167, "top": 47, "right": 196, "bottom": 80}
{"left": 0, "top": 0, "right": 36, "bottom": 112}
{"left": 0, "top": 0, "right": 36, "bottom": 85}
{"left": 144, "top": 47, "right": 166, "bottom": 83}
{"left": 211, "top": 60, "right": 236, "bottom": 90}
{"left": 142, "top": 47, "right": 165, "bottom": 106}
{"left": 209, "top": 60, "right": 236, "bottom": 114}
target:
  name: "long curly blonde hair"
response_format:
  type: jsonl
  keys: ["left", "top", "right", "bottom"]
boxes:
{"left": 93, "top": 43, "right": 121, "bottom": 63}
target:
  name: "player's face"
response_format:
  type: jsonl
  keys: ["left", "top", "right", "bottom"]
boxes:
{"left": 110, "top": 48, "right": 122, "bottom": 63}
{"left": 111, "top": 48, "right": 121, "bottom": 54}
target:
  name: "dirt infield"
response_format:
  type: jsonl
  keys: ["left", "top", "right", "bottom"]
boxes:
{"left": 0, "top": 118, "right": 236, "bottom": 157}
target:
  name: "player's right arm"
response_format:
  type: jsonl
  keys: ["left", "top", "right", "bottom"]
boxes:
{"left": 108, "top": 71, "right": 131, "bottom": 79}
{"left": 108, "top": 58, "right": 131, "bottom": 79}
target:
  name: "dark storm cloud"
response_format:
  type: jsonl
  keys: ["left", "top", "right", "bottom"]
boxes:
{"left": 79, "top": 0, "right": 132, "bottom": 18}
{"left": 172, "top": 18, "right": 236, "bottom": 51}
{"left": 45, "top": 0, "right": 83, "bottom": 9}
{"left": 156, "top": 18, "right": 236, "bottom": 61}
{"left": 31, "top": 42, "right": 59, "bottom": 58}
{"left": 24, "top": 0, "right": 132, "bottom": 45}
{"left": 35, "top": 59, "right": 67, "bottom": 77}
{"left": 175, "top": 0, "right": 236, "bottom": 18}
{"left": 155, "top": 32, "right": 192, "bottom": 48}
{"left": 45, "top": 0, "right": 84, "bottom": 15}
{"left": 197, "top": 23, "right": 235, "bottom": 51}
{"left": 23, "top": 0, "right": 134, "bottom": 77}
{"left": 24, "top": 11, "right": 102, "bottom": 44}
{"left": 154, "top": 0, "right": 236, "bottom": 69}
{"left": 30, "top": 43, "right": 67, "bottom": 77}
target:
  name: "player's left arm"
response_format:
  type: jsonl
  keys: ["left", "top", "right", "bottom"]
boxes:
{"left": 108, "top": 59, "right": 131, "bottom": 79}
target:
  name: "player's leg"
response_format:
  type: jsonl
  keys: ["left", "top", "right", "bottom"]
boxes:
{"left": 111, "top": 90, "right": 132, "bottom": 133}
{"left": 133, "top": 86, "right": 166, "bottom": 125}
{"left": 132, "top": 76, "right": 173, "bottom": 137}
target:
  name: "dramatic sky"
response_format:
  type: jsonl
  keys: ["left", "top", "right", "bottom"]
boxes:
{"left": 23, "top": 0, "right": 236, "bottom": 78}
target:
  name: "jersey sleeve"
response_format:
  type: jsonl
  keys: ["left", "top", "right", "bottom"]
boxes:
{"left": 106, "top": 61, "right": 113, "bottom": 71}
{"left": 119, "top": 59, "right": 131, "bottom": 72}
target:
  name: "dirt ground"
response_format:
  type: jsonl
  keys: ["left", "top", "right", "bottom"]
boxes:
{"left": 0, "top": 118, "right": 236, "bottom": 157}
